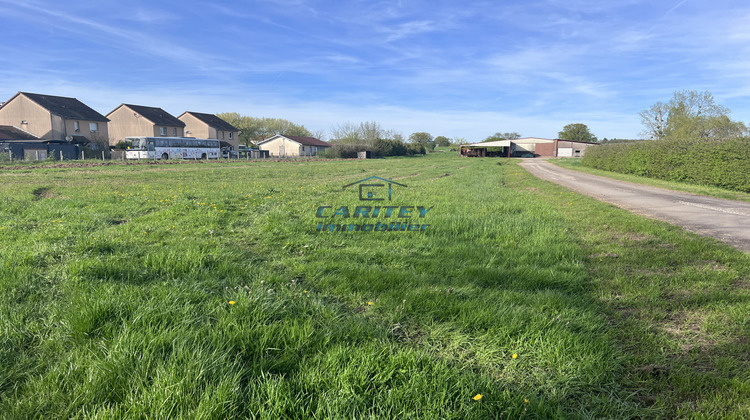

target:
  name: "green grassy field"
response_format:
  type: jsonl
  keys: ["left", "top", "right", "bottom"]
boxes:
{"left": 1, "top": 154, "right": 748, "bottom": 419}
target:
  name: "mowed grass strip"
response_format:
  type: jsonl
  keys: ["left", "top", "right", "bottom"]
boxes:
{"left": 0, "top": 154, "right": 747, "bottom": 418}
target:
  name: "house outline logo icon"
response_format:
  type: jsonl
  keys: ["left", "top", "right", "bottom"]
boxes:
{"left": 342, "top": 176, "right": 407, "bottom": 201}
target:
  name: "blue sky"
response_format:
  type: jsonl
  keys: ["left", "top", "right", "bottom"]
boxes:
{"left": 2, "top": 0, "right": 749, "bottom": 141}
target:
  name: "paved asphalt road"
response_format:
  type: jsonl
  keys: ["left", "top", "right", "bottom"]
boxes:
{"left": 520, "top": 160, "right": 750, "bottom": 252}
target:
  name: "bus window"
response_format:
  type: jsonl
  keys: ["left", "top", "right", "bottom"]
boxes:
{"left": 147, "top": 140, "right": 155, "bottom": 151}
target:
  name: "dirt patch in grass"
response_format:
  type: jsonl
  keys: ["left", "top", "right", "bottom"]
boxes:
{"left": 589, "top": 252, "right": 619, "bottom": 258}
{"left": 694, "top": 261, "right": 728, "bottom": 272}
{"left": 662, "top": 310, "right": 716, "bottom": 352}
{"left": 31, "top": 187, "right": 54, "bottom": 199}
{"left": 392, "top": 173, "right": 422, "bottom": 180}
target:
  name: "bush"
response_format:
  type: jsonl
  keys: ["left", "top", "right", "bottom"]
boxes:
{"left": 406, "top": 143, "right": 426, "bottom": 155}
{"left": 321, "top": 138, "right": 421, "bottom": 158}
{"left": 581, "top": 137, "right": 750, "bottom": 192}
{"left": 319, "top": 143, "right": 369, "bottom": 159}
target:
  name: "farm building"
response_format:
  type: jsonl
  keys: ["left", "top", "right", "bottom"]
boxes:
{"left": 459, "top": 137, "right": 598, "bottom": 158}
{"left": 258, "top": 135, "right": 331, "bottom": 157}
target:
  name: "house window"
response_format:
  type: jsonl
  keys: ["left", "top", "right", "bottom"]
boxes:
{"left": 160, "top": 127, "right": 167, "bottom": 136}
{"left": 229, "top": 132, "right": 233, "bottom": 139}
{"left": 173, "top": 128, "right": 177, "bottom": 136}
{"left": 221, "top": 131, "right": 225, "bottom": 139}
{"left": 89, "top": 122, "right": 98, "bottom": 132}
{"left": 74, "top": 121, "right": 80, "bottom": 132}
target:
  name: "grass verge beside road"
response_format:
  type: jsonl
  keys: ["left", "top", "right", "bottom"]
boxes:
{"left": 552, "top": 158, "right": 750, "bottom": 203}
{"left": 1, "top": 155, "right": 748, "bottom": 418}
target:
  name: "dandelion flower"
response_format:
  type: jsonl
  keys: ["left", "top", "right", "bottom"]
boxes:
{"left": 524, "top": 399, "right": 530, "bottom": 404}
{"left": 367, "top": 301, "right": 374, "bottom": 306}
{"left": 228, "top": 301, "right": 235, "bottom": 305}
{"left": 512, "top": 353, "right": 518, "bottom": 359}
{"left": 472, "top": 394, "right": 483, "bottom": 401}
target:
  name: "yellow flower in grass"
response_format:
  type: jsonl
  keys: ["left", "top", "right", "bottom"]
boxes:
{"left": 512, "top": 353, "right": 518, "bottom": 359}
{"left": 367, "top": 301, "right": 374, "bottom": 306}
{"left": 472, "top": 394, "right": 483, "bottom": 401}
{"left": 228, "top": 301, "right": 235, "bottom": 305}
{"left": 524, "top": 398, "right": 530, "bottom": 404}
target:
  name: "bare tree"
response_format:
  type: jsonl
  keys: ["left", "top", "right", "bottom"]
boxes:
{"left": 639, "top": 101, "right": 670, "bottom": 140}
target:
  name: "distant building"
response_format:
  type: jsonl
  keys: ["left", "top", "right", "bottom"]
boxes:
{"left": 258, "top": 135, "right": 331, "bottom": 157}
{"left": 0, "top": 92, "right": 109, "bottom": 145}
{"left": 178, "top": 111, "right": 240, "bottom": 153}
{"left": 459, "top": 137, "right": 598, "bottom": 158}
{"left": 106, "top": 104, "right": 185, "bottom": 146}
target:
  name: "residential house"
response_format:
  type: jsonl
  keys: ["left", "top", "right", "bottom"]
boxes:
{"left": 0, "top": 92, "right": 109, "bottom": 145}
{"left": 178, "top": 111, "right": 240, "bottom": 153}
{"left": 258, "top": 135, "right": 330, "bottom": 157}
{"left": 106, "top": 104, "right": 185, "bottom": 146}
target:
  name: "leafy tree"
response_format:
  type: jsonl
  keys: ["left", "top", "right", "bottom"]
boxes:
{"left": 434, "top": 136, "right": 451, "bottom": 147}
{"left": 558, "top": 123, "right": 597, "bottom": 142}
{"left": 408, "top": 132, "right": 434, "bottom": 144}
{"left": 408, "top": 132, "right": 435, "bottom": 152}
{"left": 483, "top": 132, "right": 521, "bottom": 142}
{"left": 216, "top": 113, "right": 313, "bottom": 145}
{"left": 640, "top": 90, "right": 747, "bottom": 141}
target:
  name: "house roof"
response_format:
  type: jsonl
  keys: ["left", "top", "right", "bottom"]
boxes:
{"left": 114, "top": 104, "right": 185, "bottom": 127}
{"left": 0, "top": 139, "right": 67, "bottom": 144}
{"left": 259, "top": 135, "right": 330, "bottom": 147}
{"left": 6, "top": 92, "right": 109, "bottom": 122}
{"left": 0, "top": 125, "right": 40, "bottom": 140}
{"left": 465, "top": 140, "right": 512, "bottom": 148}
{"left": 179, "top": 112, "right": 239, "bottom": 132}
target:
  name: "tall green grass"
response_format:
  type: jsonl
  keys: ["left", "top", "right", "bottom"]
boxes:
{"left": 1, "top": 155, "right": 748, "bottom": 418}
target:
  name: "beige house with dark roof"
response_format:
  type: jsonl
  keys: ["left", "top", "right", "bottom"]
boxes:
{"left": 106, "top": 104, "right": 185, "bottom": 145}
{"left": 178, "top": 111, "right": 240, "bottom": 152}
{"left": 0, "top": 92, "right": 109, "bottom": 144}
{"left": 258, "top": 135, "right": 330, "bottom": 157}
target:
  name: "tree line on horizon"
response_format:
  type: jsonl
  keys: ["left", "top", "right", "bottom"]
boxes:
{"left": 223, "top": 89, "right": 746, "bottom": 153}
{"left": 216, "top": 113, "right": 462, "bottom": 157}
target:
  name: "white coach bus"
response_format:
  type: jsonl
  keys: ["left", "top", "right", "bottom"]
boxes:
{"left": 125, "top": 137, "right": 221, "bottom": 160}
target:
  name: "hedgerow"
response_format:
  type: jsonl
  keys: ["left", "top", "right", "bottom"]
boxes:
{"left": 581, "top": 138, "right": 750, "bottom": 192}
